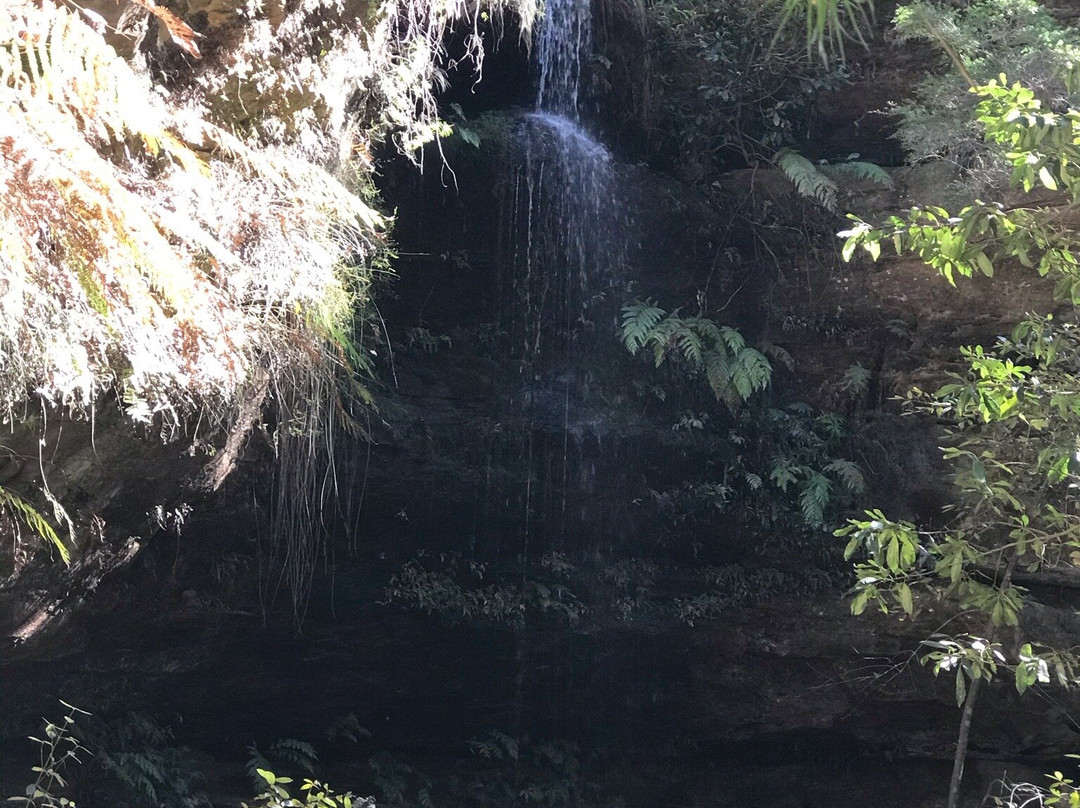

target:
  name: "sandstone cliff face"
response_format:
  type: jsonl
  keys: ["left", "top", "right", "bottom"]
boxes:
{"left": 2, "top": 3, "right": 1079, "bottom": 807}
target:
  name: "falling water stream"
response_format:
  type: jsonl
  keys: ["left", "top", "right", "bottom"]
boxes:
{"left": 486, "top": 0, "right": 626, "bottom": 595}
{"left": 492, "top": 0, "right": 630, "bottom": 742}
{"left": 501, "top": 0, "right": 622, "bottom": 364}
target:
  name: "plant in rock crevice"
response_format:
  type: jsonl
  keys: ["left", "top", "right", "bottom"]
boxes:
{"left": 383, "top": 553, "right": 586, "bottom": 625}
{"left": 774, "top": 148, "right": 893, "bottom": 212}
{"left": 0, "top": 483, "right": 71, "bottom": 568}
{"left": 648, "top": 402, "right": 865, "bottom": 554}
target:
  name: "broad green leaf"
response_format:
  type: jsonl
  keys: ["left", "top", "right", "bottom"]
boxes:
{"left": 897, "top": 582, "right": 914, "bottom": 615}
{"left": 841, "top": 238, "right": 858, "bottom": 262}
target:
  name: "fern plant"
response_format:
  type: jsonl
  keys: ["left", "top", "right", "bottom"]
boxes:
{"left": 1, "top": 0, "right": 398, "bottom": 631}
{"left": 775, "top": 148, "right": 893, "bottom": 211}
{"left": 460, "top": 735, "right": 584, "bottom": 808}
{"left": 368, "top": 752, "right": 435, "bottom": 808}
{"left": 76, "top": 712, "right": 209, "bottom": 808}
{"left": 246, "top": 739, "right": 318, "bottom": 791}
{"left": 0, "top": 0, "right": 387, "bottom": 423}
{"left": 642, "top": 402, "right": 866, "bottom": 558}
{"left": 621, "top": 300, "right": 772, "bottom": 411}
{"left": 749, "top": 405, "right": 865, "bottom": 532}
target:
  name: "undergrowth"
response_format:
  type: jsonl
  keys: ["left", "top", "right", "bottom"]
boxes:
{"left": 892, "top": 0, "right": 1080, "bottom": 191}
{"left": 0, "top": 0, "right": 541, "bottom": 621}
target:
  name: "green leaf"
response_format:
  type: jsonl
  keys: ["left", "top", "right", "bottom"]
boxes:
{"left": 0, "top": 486, "right": 69, "bottom": 565}
{"left": 971, "top": 457, "right": 986, "bottom": 484}
{"left": 886, "top": 537, "right": 901, "bottom": 571}
{"left": 841, "top": 237, "right": 858, "bottom": 262}
{"left": 897, "top": 582, "right": 914, "bottom": 615}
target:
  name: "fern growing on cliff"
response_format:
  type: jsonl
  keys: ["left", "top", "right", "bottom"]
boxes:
{"left": 0, "top": 0, "right": 396, "bottom": 631}
{"left": 621, "top": 301, "right": 771, "bottom": 411}
{"left": 775, "top": 148, "right": 893, "bottom": 211}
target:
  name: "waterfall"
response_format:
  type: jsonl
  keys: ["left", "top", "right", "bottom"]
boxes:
{"left": 499, "top": 0, "right": 622, "bottom": 364}
{"left": 487, "top": 0, "right": 627, "bottom": 564}
{"left": 501, "top": 113, "right": 617, "bottom": 360}
{"left": 535, "top": 0, "right": 591, "bottom": 119}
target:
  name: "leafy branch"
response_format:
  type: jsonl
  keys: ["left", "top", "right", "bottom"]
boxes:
{"left": 840, "top": 78, "right": 1080, "bottom": 300}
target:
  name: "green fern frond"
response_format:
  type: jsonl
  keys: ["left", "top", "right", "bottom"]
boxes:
{"left": 815, "top": 411, "right": 847, "bottom": 438}
{"left": 1, "top": 3, "right": 200, "bottom": 165}
{"left": 839, "top": 363, "right": 872, "bottom": 396}
{"left": 269, "top": 738, "right": 318, "bottom": 774}
{"left": 824, "top": 160, "right": 894, "bottom": 187}
{"left": 824, "top": 459, "right": 866, "bottom": 494}
{"left": 623, "top": 300, "right": 773, "bottom": 412}
{"left": 718, "top": 326, "right": 746, "bottom": 355}
{"left": 0, "top": 485, "right": 69, "bottom": 564}
{"left": 799, "top": 472, "right": 832, "bottom": 527}
{"left": 686, "top": 317, "right": 724, "bottom": 347}
{"left": 677, "top": 328, "right": 704, "bottom": 367}
{"left": 730, "top": 348, "right": 772, "bottom": 400}
{"left": 775, "top": 148, "right": 839, "bottom": 211}
{"left": 769, "top": 457, "right": 802, "bottom": 492}
{"left": 620, "top": 300, "right": 667, "bottom": 354}
{"left": 246, "top": 744, "right": 272, "bottom": 789}
{"left": 702, "top": 349, "right": 744, "bottom": 412}
{"left": 703, "top": 348, "right": 731, "bottom": 393}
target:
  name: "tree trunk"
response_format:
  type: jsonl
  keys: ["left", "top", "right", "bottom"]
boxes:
{"left": 947, "top": 674, "right": 982, "bottom": 808}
